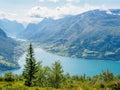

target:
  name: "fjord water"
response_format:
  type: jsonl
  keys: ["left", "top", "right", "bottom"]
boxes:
{"left": 13, "top": 48, "right": 120, "bottom": 76}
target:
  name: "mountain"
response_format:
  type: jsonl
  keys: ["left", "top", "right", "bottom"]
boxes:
{"left": 0, "top": 19, "right": 24, "bottom": 36}
{"left": 19, "top": 9, "right": 120, "bottom": 60}
{"left": 0, "top": 28, "right": 19, "bottom": 71}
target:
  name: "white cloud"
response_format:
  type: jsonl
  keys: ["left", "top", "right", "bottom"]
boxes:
{"left": 0, "top": 10, "right": 42, "bottom": 26}
{"left": 38, "top": 0, "right": 59, "bottom": 3}
{"left": 66, "top": 0, "right": 80, "bottom": 3}
{"left": 1, "top": 3, "right": 95, "bottom": 25}
{"left": 49, "top": 0, "right": 59, "bottom": 3}
{"left": 28, "top": 3, "right": 99, "bottom": 19}
{"left": 0, "top": 3, "right": 115, "bottom": 25}
{"left": 38, "top": 0, "right": 80, "bottom": 3}
{"left": 0, "top": 10, "right": 17, "bottom": 20}
{"left": 38, "top": 0, "right": 45, "bottom": 2}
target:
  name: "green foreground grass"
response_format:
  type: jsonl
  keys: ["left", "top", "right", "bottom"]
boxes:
{"left": 0, "top": 75, "right": 120, "bottom": 90}
{"left": 0, "top": 81, "right": 56, "bottom": 90}
{"left": 0, "top": 44, "right": 120, "bottom": 90}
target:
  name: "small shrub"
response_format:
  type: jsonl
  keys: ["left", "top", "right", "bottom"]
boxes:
{"left": 0, "top": 77, "right": 3, "bottom": 81}
{"left": 109, "top": 81, "right": 120, "bottom": 90}
{"left": 100, "top": 83, "right": 105, "bottom": 88}
{"left": 4, "top": 72, "right": 14, "bottom": 81}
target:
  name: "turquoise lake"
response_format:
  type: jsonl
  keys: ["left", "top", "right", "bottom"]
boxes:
{"left": 12, "top": 48, "right": 120, "bottom": 76}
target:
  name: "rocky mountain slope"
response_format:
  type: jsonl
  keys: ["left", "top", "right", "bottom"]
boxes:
{"left": 19, "top": 9, "right": 120, "bottom": 60}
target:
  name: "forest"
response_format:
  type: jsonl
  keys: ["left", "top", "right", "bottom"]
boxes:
{"left": 0, "top": 44, "right": 120, "bottom": 90}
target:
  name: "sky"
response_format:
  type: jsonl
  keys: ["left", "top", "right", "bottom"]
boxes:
{"left": 0, "top": 0, "right": 119, "bottom": 24}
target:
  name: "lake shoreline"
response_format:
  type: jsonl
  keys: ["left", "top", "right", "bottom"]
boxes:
{"left": 2, "top": 46, "right": 120, "bottom": 77}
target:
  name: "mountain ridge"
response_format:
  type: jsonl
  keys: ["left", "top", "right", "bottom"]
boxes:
{"left": 19, "top": 9, "right": 120, "bottom": 60}
{"left": 0, "top": 19, "right": 24, "bottom": 37}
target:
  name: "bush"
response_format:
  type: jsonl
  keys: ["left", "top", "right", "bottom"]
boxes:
{"left": 0, "top": 76, "right": 3, "bottom": 81}
{"left": 100, "top": 70, "right": 114, "bottom": 82}
{"left": 109, "top": 81, "right": 120, "bottom": 90}
{"left": 4, "top": 72, "right": 14, "bottom": 81}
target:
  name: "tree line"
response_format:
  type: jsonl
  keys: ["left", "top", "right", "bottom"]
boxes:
{"left": 0, "top": 43, "right": 120, "bottom": 90}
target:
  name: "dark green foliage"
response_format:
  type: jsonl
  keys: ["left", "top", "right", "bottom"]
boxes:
{"left": 0, "top": 76, "right": 3, "bottom": 81}
{"left": 14, "top": 74, "right": 23, "bottom": 81}
{"left": 35, "top": 62, "right": 51, "bottom": 87}
{"left": 117, "top": 75, "right": 120, "bottom": 79}
{"left": 0, "top": 59, "right": 120, "bottom": 89}
{"left": 79, "top": 74, "right": 87, "bottom": 81}
{"left": 42, "top": 66, "right": 51, "bottom": 87}
{"left": 100, "top": 83, "right": 105, "bottom": 88}
{"left": 4, "top": 72, "right": 14, "bottom": 81}
{"left": 100, "top": 70, "right": 114, "bottom": 81}
{"left": 21, "top": 45, "right": 120, "bottom": 89}
{"left": 0, "top": 44, "right": 120, "bottom": 89}
{"left": 35, "top": 61, "right": 43, "bottom": 86}
{"left": 50, "top": 61, "right": 63, "bottom": 88}
{"left": 23, "top": 43, "right": 38, "bottom": 87}
{"left": 109, "top": 81, "right": 120, "bottom": 90}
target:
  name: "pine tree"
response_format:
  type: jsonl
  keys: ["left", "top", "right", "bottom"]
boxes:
{"left": 23, "top": 43, "right": 38, "bottom": 87}
{"left": 51, "top": 61, "right": 63, "bottom": 88}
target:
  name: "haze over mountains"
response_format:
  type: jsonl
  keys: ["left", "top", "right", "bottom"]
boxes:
{"left": 0, "top": 9, "right": 120, "bottom": 70}
{"left": 0, "top": 19, "right": 24, "bottom": 36}
{"left": 19, "top": 9, "right": 120, "bottom": 60}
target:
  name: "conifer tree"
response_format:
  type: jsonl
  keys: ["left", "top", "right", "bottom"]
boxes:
{"left": 51, "top": 61, "right": 63, "bottom": 88}
{"left": 23, "top": 43, "right": 38, "bottom": 86}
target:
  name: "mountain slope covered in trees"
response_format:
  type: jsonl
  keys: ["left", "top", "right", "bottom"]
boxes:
{"left": 19, "top": 9, "right": 120, "bottom": 60}
{"left": 0, "top": 28, "right": 19, "bottom": 71}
